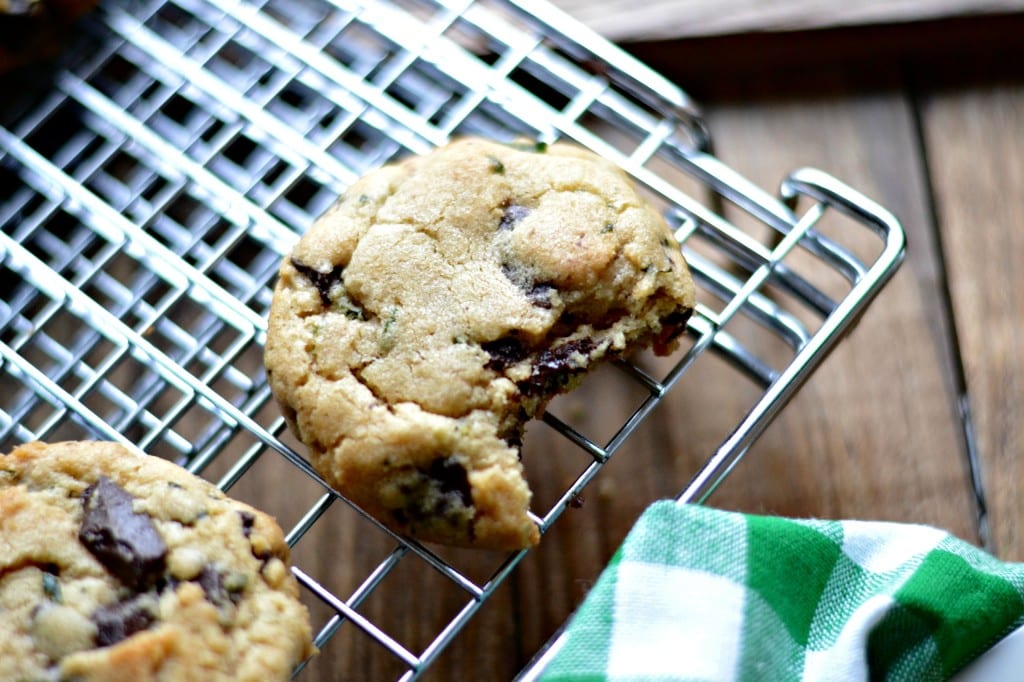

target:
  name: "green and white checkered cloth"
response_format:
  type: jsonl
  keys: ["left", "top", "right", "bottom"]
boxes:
{"left": 538, "top": 501, "right": 1024, "bottom": 681}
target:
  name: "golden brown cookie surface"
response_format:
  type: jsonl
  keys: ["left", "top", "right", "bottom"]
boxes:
{"left": 0, "top": 441, "right": 316, "bottom": 682}
{"left": 265, "top": 138, "right": 696, "bottom": 550}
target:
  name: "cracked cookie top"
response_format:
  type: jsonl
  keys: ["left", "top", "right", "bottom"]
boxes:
{"left": 0, "top": 441, "right": 316, "bottom": 681}
{"left": 264, "top": 137, "right": 696, "bottom": 550}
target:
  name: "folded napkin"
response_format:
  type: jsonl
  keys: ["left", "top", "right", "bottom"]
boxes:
{"left": 537, "top": 501, "right": 1024, "bottom": 681}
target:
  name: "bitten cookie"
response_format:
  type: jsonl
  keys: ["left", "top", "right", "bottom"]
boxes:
{"left": 0, "top": 441, "right": 316, "bottom": 681}
{"left": 265, "top": 138, "right": 696, "bottom": 550}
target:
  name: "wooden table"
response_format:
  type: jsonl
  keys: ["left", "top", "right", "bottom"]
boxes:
{"left": 376, "top": 4, "right": 1024, "bottom": 679}
{"left": 26, "top": 2, "right": 1005, "bottom": 678}
{"left": 2, "top": 2, "right": 1020, "bottom": 680}
{"left": 609, "top": 1, "right": 1024, "bottom": 558}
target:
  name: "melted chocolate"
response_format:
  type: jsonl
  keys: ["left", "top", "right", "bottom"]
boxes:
{"left": 426, "top": 457, "right": 472, "bottom": 509}
{"left": 482, "top": 336, "right": 529, "bottom": 372}
{"left": 661, "top": 308, "right": 693, "bottom": 333}
{"left": 92, "top": 597, "right": 155, "bottom": 647}
{"left": 500, "top": 263, "right": 557, "bottom": 309}
{"left": 195, "top": 565, "right": 243, "bottom": 607}
{"left": 526, "top": 283, "right": 555, "bottom": 309}
{"left": 498, "top": 203, "right": 530, "bottom": 231}
{"left": 238, "top": 511, "right": 255, "bottom": 538}
{"left": 79, "top": 477, "right": 167, "bottom": 591}
{"left": 653, "top": 308, "right": 693, "bottom": 354}
{"left": 391, "top": 458, "right": 474, "bottom": 528}
{"left": 518, "top": 338, "right": 597, "bottom": 397}
{"left": 290, "top": 258, "right": 346, "bottom": 306}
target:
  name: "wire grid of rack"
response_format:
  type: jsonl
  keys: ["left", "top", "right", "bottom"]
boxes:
{"left": 0, "top": 0, "right": 905, "bottom": 678}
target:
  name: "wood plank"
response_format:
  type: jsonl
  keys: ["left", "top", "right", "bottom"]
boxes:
{"left": 217, "top": 42, "right": 990, "bottom": 682}
{"left": 511, "top": 71, "right": 981, "bottom": 674}
{"left": 918, "top": 80, "right": 1024, "bottom": 560}
{"left": 624, "top": 14, "right": 1024, "bottom": 98}
{"left": 694, "top": 75, "right": 980, "bottom": 542}
{"left": 226, "top": 72, "right": 988, "bottom": 682}
{"left": 550, "top": 0, "right": 1024, "bottom": 42}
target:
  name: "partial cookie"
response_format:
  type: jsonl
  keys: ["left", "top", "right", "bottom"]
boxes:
{"left": 265, "top": 138, "right": 696, "bottom": 550}
{"left": 0, "top": 441, "right": 316, "bottom": 681}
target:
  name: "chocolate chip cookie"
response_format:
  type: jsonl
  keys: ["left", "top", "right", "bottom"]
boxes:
{"left": 265, "top": 138, "right": 696, "bottom": 551}
{"left": 0, "top": 441, "right": 316, "bottom": 681}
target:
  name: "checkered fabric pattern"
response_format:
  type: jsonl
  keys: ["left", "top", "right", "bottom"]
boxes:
{"left": 538, "top": 501, "right": 1024, "bottom": 681}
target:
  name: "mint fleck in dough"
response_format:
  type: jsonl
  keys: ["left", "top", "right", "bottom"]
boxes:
{"left": 41, "top": 572, "right": 62, "bottom": 603}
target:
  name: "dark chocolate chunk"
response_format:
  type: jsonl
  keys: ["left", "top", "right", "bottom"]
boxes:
{"left": 79, "top": 476, "right": 167, "bottom": 591}
{"left": 653, "top": 307, "right": 693, "bottom": 354}
{"left": 195, "top": 565, "right": 226, "bottom": 605}
{"left": 498, "top": 202, "right": 530, "bottom": 231}
{"left": 500, "top": 262, "right": 556, "bottom": 309}
{"left": 482, "top": 336, "right": 529, "bottom": 372}
{"left": 501, "top": 429, "right": 525, "bottom": 451}
{"left": 92, "top": 597, "right": 156, "bottom": 647}
{"left": 390, "top": 458, "right": 474, "bottom": 533}
{"left": 194, "top": 565, "right": 243, "bottom": 607}
{"left": 534, "top": 339, "right": 597, "bottom": 375}
{"left": 526, "top": 282, "right": 555, "bottom": 309}
{"left": 500, "top": 262, "right": 522, "bottom": 286}
{"left": 155, "top": 575, "right": 180, "bottom": 594}
{"left": 290, "top": 258, "right": 346, "bottom": 307}
{"left": 661, "top": 308, "right": 693, "bottom": 331}
{"left": 239, "top": 511, "right": 255, "bottom": 538}
{"left": 518, "top": 338, "right": 597, "bottom": 396}
{"left": 426, "top": 457, "right": 472, "bottom": 509}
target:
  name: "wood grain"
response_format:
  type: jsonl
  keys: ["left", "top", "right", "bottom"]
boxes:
{"left": 243, "top": 67, "right": 995, "bottom": 682}
{"left": 918, "top": 82, "right": 1024, "bottom": 560}
{"left": 507, "top": 71, "right": 983, "bottom": 674}
{"left": 384, "top": 76, "right": 989, "bottom": 681}
{"left": 550, "top": 0, "right": 1024, "bottom": 42}
{"left": 211, "top": 21, "right": 1008, "bottom": 681}
{"left": 654, "top": 76, "right": 978, "bottom": 541}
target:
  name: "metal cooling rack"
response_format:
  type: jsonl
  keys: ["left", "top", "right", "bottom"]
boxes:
{"left": 0, "top": 0, "right": 905, "bottom": 678}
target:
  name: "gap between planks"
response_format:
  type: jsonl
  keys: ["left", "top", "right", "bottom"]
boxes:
{"left": 549, "top": 0, "right": 1024, "bottom": 42}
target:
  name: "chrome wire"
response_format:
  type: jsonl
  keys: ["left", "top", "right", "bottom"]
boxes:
{"left": 0, "top": 0, "right": 904, "bottom": 678}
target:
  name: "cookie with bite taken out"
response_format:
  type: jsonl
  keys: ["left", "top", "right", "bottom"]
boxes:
{"left": 264, "top": 138, "right": 696, "bottom": 551}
